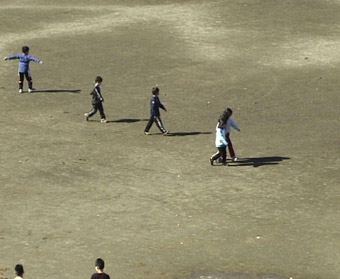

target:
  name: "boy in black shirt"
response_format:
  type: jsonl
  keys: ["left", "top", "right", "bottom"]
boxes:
{"left": 91, "top": 258, "right": 110, "bottom": 279}
{"left": 85, "top": 76, "right": 107, "bottom": 123}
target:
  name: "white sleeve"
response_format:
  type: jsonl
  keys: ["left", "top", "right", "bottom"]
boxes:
{"left": 230, "top": 118, "right": 240, "bottom": 131}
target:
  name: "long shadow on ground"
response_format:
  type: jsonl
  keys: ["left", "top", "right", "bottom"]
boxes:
{"left": 107, "top": 118, "right": 149, "bottom": 123}
{"left": 30, "top": 89, "right": 81, "bottom": 93}
{"left": 228, "top": 156, "right": 290, "bottom": 168}
{"left": 166, "top": 131, "right": 212, "bottom": 136}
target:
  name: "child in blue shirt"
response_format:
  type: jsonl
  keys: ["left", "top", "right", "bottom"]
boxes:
{"left": 84, "top": 76, "right": 107, "bottom": 123}
{"left": 4, "top": 46, "right": 43, "bottom": 93}
{"left": 144, "top": 86, "right": 168, "bottom": 135}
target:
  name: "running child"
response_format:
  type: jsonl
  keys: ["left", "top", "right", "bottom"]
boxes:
{"left": 85, "top": 76, "right": 107, "bottom": 123}
{"left": 4, "top": 46, "right": 43, "bottom": 93}
{"left": 144, "top": 86, "right": 168, "bottom": 135}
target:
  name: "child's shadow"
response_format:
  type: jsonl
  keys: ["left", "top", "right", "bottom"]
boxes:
{"left": 166, "top": 131, "right": 212, "bottom": 136}
{"left": 228, "top": 156, "right": 290, "bottom": 167}
{"left": 30, "top": 89, "right": 81, "bottom": 93}
{"left": 107, "top": 118, "right": 149, "bottom": 123}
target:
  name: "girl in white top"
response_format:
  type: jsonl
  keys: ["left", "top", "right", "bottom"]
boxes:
{"left": 210, "top": 109, "right": 233, "bottom": 166}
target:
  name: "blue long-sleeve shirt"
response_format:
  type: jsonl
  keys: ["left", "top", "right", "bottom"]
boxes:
{"left": 150, "top": 95, "right": 166, "bottom": 116}
{"left": 7, "top": 53, "right": 41, "bottom": 72}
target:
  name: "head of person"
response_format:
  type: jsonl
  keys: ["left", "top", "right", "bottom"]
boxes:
{"left": 95, "top": 76, "right": 103, "bottom": 84}
{"left": 152, "top": 86, "right": 159, "bottom": 95}
{"left": 15, "top": 264, "right": 24, "bottom": 277}
{"left": 224, "top": 108, "right": 233, "bottom": 118}
{"left": 22, "top": 46, "right": 29, "bottom": 54}
{"left": 95, "top": 258, "right": 105, "bottom": 272}
{"left": 218, "top": 108, "right": 233, "bottom": 128}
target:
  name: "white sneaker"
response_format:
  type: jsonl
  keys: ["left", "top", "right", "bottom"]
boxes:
{"left": 232, "top": 157, "right": 238, "bottom": 162}
{"left": 28, "top": 88, "right": 35, "bottom": 93}
{"left": 100, "top": 118, "right": 107, "bottom": 123}
{"left": 84, "top": 113, "right": 89, "bottom": 121}
{"left": 19, "top": 89, "right": 23, "bottom": 93}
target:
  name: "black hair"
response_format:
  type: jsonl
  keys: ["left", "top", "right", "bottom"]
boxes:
{"left": 152, "top": 86, "right": 159, "bottom": 95}
{"left": 22, "top": 46, "right": 29, "bottom": 54}
{"left": 218, "top": 108, "right": 233, "bottom": 128}
{"left": 15, "top": 264, "right": 24, "bottom": 277}
{"left": 95, "top": 76, "right": 103, "bottom": 83}
{"left": 95, "top": 258, "right": 105, "bottom": 270}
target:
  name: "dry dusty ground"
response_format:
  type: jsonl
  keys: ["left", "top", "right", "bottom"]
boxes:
{"left": 0, "top": 1, "right": 339, "bottom": 279}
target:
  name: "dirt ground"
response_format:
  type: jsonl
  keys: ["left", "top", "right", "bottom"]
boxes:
{"left": 0, "top": 1, "right": 339, "bottom": 279}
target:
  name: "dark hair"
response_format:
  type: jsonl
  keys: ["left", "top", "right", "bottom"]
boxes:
{"left": 95, "top": 258, "right": 105, "bottom": 270}
{"left": 95, "top": 76, "right": 103, "bottom": 83}
{"left": 152, "top": 86, "right": 159, "bottom": 95}
{"left": 22, "top": 46, "right": 29, "bottom": 54}
{"left": 218, "top": 108, "right": 233, "bottom": 128}
{"left": 15, "top": 264, "right": 24, "bottom": 277}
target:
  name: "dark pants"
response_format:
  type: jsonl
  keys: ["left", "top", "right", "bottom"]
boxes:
{"left": 211, "top": 146, "right": 227, "bottom": 163}
{"left": 19, "top": 71, "right": 33, "bottom": 90}
{"left": 144, "top": 116, "right": 166, "bottom": 133}
{"left": 88, "top": 102, "right": 106, "bottom": 119}
{"left": 226, "top": 133, "right": 236, "bottom": 158}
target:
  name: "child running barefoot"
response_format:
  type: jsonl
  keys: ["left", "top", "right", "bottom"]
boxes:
{"left": 4, "top": 46, "right": 43, "bottom": 93}
{"left": 85, "top": 76, "right": 107, "bottom": 123}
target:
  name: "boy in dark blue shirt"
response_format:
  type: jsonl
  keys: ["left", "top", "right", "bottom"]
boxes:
{"left": 85, "top": 76, "right": 107, "bottom": 123}
{"left": 144, "top": 86, "right": 168, "bottom": 135}
{"left": 4, "top": 46, "right": 43, "bottom": 93}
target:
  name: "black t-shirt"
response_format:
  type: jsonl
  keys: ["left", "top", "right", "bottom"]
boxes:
{"left": 91, "top": 273, "right": 110, "bottom": 279}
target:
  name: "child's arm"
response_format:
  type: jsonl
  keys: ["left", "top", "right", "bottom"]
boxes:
{"left": 4, "top": 54, "right": 20, "bottom": 60}
{"left": 29, "top": 55, "right": 42, "bottom": 64}
{"left": 220, "top": 129, "right": 228, "bottom": 146}
{"left": 230, "top": 118, "right": 240, "bottom": 131}
{"left": 159, "top": 100, "right": 167, "bottom": 112}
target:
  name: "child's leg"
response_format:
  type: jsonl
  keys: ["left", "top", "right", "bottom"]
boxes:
{"left": 24, "top": 71, "right": 33, "bottom": 89}
{"left": 88, "top": 105, "right": 98, "bottom": 117}
{"left": 154, "top": 116, "right": 167, "bottom": 133}
{"left": 226, "top": 133, "right": 236, "bottom": 158}
{"left": 211, "top": 149, "right": 222, "bottom": 161}
{"left": 221, "top": 146, "right": 227, "bottom": 164}
{"left": 18, "top": 72, "right": 24, "bottom": 90}
{"left": 98, "top": 103, "right": 106, "bottom": 120}
{"left": 144, "top": 116, "right": 154, "bottom": 132}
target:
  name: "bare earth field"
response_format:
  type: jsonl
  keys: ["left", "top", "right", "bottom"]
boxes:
{"left": 0, "top": 1, "right": 339, "bottom": 279}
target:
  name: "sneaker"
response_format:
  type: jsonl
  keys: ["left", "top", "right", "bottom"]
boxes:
{"left": 19, "top": 89, "right": 23, "bottom": 93}
{"left": 210, "top": 158, "right": 214, "bottom": 166}
{"left": 100, "top": 118, "right": 107, "bottom": 123}
{"left": 232, "top": 157, "right": 238, "bottom": 162}
{"left": 84, "top": 113, "right": 89, "bottom": 121}
{"left": 144, "top": 132, "right": 150, "bottom": 135}
{"left": 28, "top": 88, "right": 35, "bottom": 93}
{"left": 163, "top": 130, "right": 169, "bottom": 135}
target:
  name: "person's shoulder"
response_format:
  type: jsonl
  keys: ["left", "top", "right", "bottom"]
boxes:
{"left": 91, "top": 273, "right": 110, "bottom": 279}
